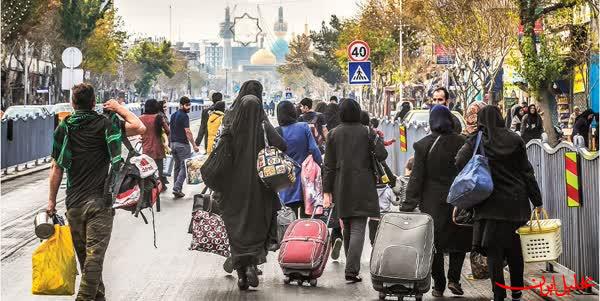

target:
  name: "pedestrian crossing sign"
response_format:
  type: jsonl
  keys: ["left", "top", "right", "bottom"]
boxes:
{"left": 348, "top": 61, "right": 371, "bottom": 85}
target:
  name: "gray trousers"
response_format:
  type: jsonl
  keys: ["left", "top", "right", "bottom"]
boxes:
{"left": 171, "top": 142, "right": 192, "bottom": 193}
{"left": 342, "top": 216, "right": 368, "bottom": 277}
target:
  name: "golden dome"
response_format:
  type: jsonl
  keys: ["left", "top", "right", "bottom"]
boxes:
{"left": 250, "top": 49, "right": 276, "bottom": 65}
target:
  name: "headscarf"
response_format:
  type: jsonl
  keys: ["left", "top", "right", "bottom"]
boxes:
{"left": 465, "top": 101, "right": 486, "bottom": 134}
{"left": 324, "top": 102, "right": 340, "bottom": 129}
{"left": 277, "top": 101, "right": 298, "bottom": 126}
{"left": 212, "top": 100, "right": 225, "bottom": 112}
{"left": 338, "top": 98, "right": 361, "bottom": 123}
{"left": 476, "top": 105, "right": 519, "bottom": 157}
{"left": 360, "top": 110, "right": 370, "bottom": 126}
{"left": 429, "top": 105, "right": 454, "bottom": 135}
{"left": 523, "top": 104, "right": 542, "bottom": 128}
{"left": 231, "top": 80, "right": 263, "bottom": 109}
{"left": 314, "top": 102, "right": 327, "bottom": 113}
{"left": 394, "top": 101, "right": 412, "bottom": 122}
{"left": 227, "top": 95, "right": 266, "bottom": 151}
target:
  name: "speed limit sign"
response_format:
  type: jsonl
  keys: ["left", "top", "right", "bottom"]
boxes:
{"left": 347, "top": 40, "right": 370, "bottom": 62}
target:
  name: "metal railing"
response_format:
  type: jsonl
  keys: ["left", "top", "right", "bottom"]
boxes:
{"left": 379, "top": 120, "right": 599, "bottom": 281}
{"left": 1, "top": 104, "right": 206, "bottom": 170}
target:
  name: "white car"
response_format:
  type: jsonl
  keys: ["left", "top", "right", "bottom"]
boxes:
{"left": 403, "top": 109, "right": 466, "bottom": 129}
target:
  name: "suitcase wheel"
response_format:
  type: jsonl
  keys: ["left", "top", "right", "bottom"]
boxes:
{"left": 415, "top": 295, "right": 423, "bottom": 301}
{"left": 378, "top": 292, "right": 386, "bottom": 300}
{"left": 283, "top": 276, "right": 291, "bottom": 284}
{"left": 296, "top": 279, "right": 304, "bottom": 286}
{"left": 309, "top": 279, "right": 317, "bottom": 287}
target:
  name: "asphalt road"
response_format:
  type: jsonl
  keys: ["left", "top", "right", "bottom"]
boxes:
{"left": 0, "top": 117, "right": 544, "bottom": 301}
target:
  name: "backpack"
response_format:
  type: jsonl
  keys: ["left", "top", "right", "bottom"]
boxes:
{"left": 104, "top": 122, "right": 162, "bottom": 247}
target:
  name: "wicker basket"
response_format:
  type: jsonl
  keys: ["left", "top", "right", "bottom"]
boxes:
{"left": 516, "top": 209, "right": 562, "bottom": 263}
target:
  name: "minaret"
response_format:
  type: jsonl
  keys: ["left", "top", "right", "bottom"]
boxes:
{"left": 220, "top": 6, "right": 233, "bottom": 70}
{"left": 273, "top": 6, "right": 288, "bottom": 38}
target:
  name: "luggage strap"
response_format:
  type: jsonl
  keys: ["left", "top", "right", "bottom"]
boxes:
{"left": 282, "top": 237, "right": 327, "bottom": 244}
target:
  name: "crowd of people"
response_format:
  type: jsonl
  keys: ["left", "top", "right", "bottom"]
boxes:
{"left": 47, "top": 79, "right": 600, "bottom": 301}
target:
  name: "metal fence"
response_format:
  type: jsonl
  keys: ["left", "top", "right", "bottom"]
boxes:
{"left": 379, "top": 119, "right": 599, "bottom": 281}
{"left": 526, "top": 140, "right": 599, "bottom": 282}
{"left": 1, "top": 103, "right": 206, "bottom": 169}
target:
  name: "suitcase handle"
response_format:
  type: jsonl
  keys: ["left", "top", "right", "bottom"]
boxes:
{"left": 311, "top": 204, "right": 335, "bottom": 228}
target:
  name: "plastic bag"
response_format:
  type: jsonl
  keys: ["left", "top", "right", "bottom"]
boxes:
{"left": 301, "top": 155, "right": 323, "bottom": 216}
{"left": 32, "top": 225, "right": 77, "bottom": 295}
{"left": 185, "top": 154, "right": 206, "bottom": 185}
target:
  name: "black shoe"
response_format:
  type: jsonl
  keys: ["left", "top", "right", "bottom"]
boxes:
{"left": 246, "top": 266, "right": 259, "bottom": 287}
{"left": 256, "top": 267, "right": 263, "bottom": 276}
{"left": 432, "top": 289, "right": 444, "bottom": 297}
{"left": 223, "top": 257, "right": 233, "bottom": 274}
{"left": 448, "top": 282, "right": 464, "bottom": 296}
{"left": 345, "top": 275, "right": 362, "bottom": 283}
{"left": 236, "top": 269, "right": 249, "bottom": 290}
{"left": 173, "top": 191, "right": 185, "bottom": 199}
{"left": 331, "top": 238, "right": 342, "bottom": 260}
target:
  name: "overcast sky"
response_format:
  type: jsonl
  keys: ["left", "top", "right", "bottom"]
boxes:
{"left": 115, "top": 0, "right": 362, "bottom": 42}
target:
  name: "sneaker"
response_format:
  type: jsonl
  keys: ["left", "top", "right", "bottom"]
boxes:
{"left": 432, "top": 289, "right": 444, "bottom": 297}
{"left": 344, "top": 275, "right": 362, "bottom": 283}
{"left": 448, "top": 282, "right": 464, "bottom": 296}
{"left": 173, "top": 191, "right": 185, "bottom": 199}
{"left": 331, "top": 238, "right": 342, "bottom": 260}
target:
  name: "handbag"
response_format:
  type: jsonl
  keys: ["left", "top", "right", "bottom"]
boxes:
{"left": 447, "top": 131, "right": 494, "bottom": 209}
{"left": 369, "top": 127, "right": 389, "bottom": 185}
{"left": 189, "top": 195, "right": 230, "bottom": 258}
{"left": 162, "top": 155, "right": 174, "bottom": 177}
{"left": 257, "top": 122, "right": 298, "bottom": 192}
{"left": 470, "top": 251, "right": 489, "bottom": 279}
{"left": 200, "top": 125, "right": 233, "bottom": 192}
{"left": 452, "top": 207, "right": 474, "bottom": 226}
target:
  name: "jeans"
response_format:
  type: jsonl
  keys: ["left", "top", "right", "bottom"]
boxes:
{"left": 487, "top": 231, "right": 524, "bottom": 301}
{"left": 431, "top": 251, "right": 466, "bottom": 291}
{"left": 342, "top": 216, "right": 368, "bottom": 277}
{"left": 66, "top": 199, "right": 114, "bottom": 301}
{"left": 171, "top": 142, "right": 192, "bottom": 193}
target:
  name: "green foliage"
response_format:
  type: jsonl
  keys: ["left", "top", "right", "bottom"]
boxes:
{"left": 518, "top": 35, "right": 566, "bottom": 92}
{"left": 307, "top": 15, "right": 344, "bottom": 86}
{"left": 82, "top": 9, "right": 126, "bottom": 75}
{"left": 129, "top": 40, "right": 175, "bottom": 97}
{"left": 60, "top": 0, "right": 111, "bottom": 46}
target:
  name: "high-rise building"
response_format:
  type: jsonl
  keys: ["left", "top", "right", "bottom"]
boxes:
{"left": 205, "top": 43, "right": 223, "bottom": 74}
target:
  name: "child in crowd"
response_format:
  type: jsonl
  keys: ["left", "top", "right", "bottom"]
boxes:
{"left": 368, "top": 183, "right": 399, "bottom": 246}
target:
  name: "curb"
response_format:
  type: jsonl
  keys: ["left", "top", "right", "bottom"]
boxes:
{"left": 1, "top": 163, "right": 51, "bottom": 183}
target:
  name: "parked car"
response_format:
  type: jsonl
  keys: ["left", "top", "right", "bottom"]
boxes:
{"left": 2, "top": 105, "right": 51, "bottom": 119}
{"left": 403, "top": 109, "right": 466, "bottom": 129}
{"left": 51, "top": 102, "right": 74, "bottom": 121}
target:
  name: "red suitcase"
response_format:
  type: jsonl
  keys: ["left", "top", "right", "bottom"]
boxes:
{"left": 278, "top": 206, "right": 333, "bottom": 287}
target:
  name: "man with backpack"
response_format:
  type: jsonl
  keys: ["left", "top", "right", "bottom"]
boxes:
{"left": 298, "top": 97, "right": 327, "bottom": 153}
{"left": 46, "top": 83, "right": 146, "bottom": 301}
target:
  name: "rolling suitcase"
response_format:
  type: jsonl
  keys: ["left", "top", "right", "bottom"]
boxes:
{"left": 278, "top": 205, "right": 333, "bottom": 287}
{"left": 370, "top": 212, "right": 434, "bottom": 301}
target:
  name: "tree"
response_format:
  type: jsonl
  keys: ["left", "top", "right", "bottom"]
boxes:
{"left": 83, "top": 8, "right": 127, "bottom": 89}
{"left": 1, "top": 0, "right": 50, "bottom": 44}
{"left": 307, "top": 15, "right": 345, "bottom": 88}
{"left": 515, "top": 0, "right": 594, "bottom": 145}
{"left": 59, "top": 0, "right": 111, "bottom": 47}
{"left": 129, "top": 40, "right": 175, "bottom": 97}
{"left": 278, "top": 33, "right": 327, "bottom": 97}
{"left": 419, "top": 0, "right": 518, "bottom": 109}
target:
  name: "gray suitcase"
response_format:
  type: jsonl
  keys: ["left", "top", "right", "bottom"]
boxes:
{"left": 370, "top": 212, "right": 434, "bottom": 301}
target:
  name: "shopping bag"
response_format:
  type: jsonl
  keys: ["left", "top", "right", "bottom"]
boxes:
{"left": 163, "top": 155, "right": 174, "bottom": 177}
{"left": 301, "top": 155, "right": 323, "bottom": 216}
{"left": 32, "top": 225, "right": 77, "bottom": 295}
{"left": 447, "top": 131, "right": 493, "bottom": 209}
{"left": 185, "top": 154, "right": 206, "bottom": 185}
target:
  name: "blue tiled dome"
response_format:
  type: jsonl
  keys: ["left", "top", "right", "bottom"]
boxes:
{"left": 271, "top": 38, "right": 289, "bottom": 62}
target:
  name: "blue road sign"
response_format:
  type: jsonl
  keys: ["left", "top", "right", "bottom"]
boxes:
{"left": 348, "top": 61, "right": 371, "bottom": 85}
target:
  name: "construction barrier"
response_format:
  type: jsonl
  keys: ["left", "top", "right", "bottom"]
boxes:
{"left": 0, "top": 103, "right": 206, "bottom": 169}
